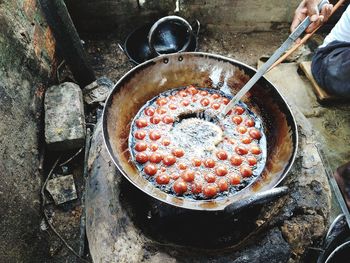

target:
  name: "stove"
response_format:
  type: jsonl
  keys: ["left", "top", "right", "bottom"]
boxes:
{"left": 85, "top": 110, "right": 331, "bottom": 262}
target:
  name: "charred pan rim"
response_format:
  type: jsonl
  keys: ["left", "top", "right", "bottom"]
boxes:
{"left": 102, "top": 52, "right": 299, "bottom": 211}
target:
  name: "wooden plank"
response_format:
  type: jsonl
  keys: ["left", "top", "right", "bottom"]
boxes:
{"left": 298, "top": 61, "right": 337, "bottom": 103}
{"left": 257, "top": 61, "right": 319, "bottom": 116}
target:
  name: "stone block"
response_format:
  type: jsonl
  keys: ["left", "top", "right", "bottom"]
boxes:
{"left": 46, "top": 174, "right": 78, "bottom": 205}
{"left": 45, "top": 82, "right": 86, "bottom": 150}
{"left": 83, "top": 76, "right": 114, "bottom": 105}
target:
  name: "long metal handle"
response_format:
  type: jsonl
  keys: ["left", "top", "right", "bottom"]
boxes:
{"left": 224, "top": 186, "right": 289, "bottom": 215}
{"left": 221, "top": 0, "right": 329, "bottom": 116}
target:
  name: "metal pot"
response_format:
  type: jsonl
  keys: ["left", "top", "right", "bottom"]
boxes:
{"left": 102, "top": 52, "right": 298, "bottom": 211}
{"left": 147, "top": 15, "right": 193, "bottom": 56}
{"left": 317, "top": 214, "right": 350, "bottom": 263}
{"left": 118, "top": 19, "right": 200, "bottom": 64}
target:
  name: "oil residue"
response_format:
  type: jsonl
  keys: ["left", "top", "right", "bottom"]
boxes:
{"left": 128, "top": 86, "right": 267, "bottom": 200}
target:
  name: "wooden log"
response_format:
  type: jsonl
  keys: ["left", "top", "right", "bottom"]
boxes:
{"left": 38, "top": 0, "right": 95, "bottom": 87}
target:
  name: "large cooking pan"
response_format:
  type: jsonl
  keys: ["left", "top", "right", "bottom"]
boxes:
{"left": 103, "top": 52, "right": 298, "bottom": 211}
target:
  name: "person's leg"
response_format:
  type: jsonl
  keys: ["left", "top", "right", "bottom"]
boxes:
{"left": 311, "top": 41, "right": 350, "bottom": 97}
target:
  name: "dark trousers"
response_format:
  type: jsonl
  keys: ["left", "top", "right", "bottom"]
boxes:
{"left": 311, "top": 41, "right": 350, "bottom": 98}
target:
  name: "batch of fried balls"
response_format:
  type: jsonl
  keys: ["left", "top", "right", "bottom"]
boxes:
{"left": 129, "top": 85, "right": 266, "bottom": 200}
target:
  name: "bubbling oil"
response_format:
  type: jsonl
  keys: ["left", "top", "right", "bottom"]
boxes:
{"left": 128, "top": 86, "right": 267, "bottom": 200}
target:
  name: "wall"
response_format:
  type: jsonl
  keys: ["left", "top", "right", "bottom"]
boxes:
{"left": 0, "top": 0, "right": 56, "bottom": 261}
{"left": 66, "top": 0, "right": 176, "bottom": 37}
{"left": 65, "top": 0, "right": 300, "bottom": 35}
{"left": 179, "top": 0, "right": 300, "bottom": 32}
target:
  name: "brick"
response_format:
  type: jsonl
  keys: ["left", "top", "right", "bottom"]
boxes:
{"left": 45, "top": 82, "right": 86, "bottom": 150}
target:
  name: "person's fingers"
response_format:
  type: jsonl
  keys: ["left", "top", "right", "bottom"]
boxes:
{"left": 305, "top": 0, "right": 320, "bottom": 30}
{"left": 319, "top": 14, "right": 325, "bottom": 22}
{"left": 291, "top": 16, "right": 304, "bottom": 32}
{"left": 306, "top": 21, "right": 318, "bottom": 33}
{"left": 327, "top": 4, "right": 334, "bottom": 18}
{"left": 305, "top": 3, "right": 334, "bottom": 33}
{"left": 290, "top": 0, "right": 332, "bottom": 34}
{"left": 310, "top": 14, "right": 319, "bottom": 22}
{"left": 291, "top": 7, "right": 308, "bottom": 31}
{"left": 305, "top": 0, "right": 320, "bottom": 16}
{"left": 305, "top": 14, "right": 324, "bottom": 33}
{"left": 291, "top": 2, "right": 308, "bottom": 32}
{"left": 306, "top": 16, "right": 324, "bottom": 33}
{"left": 300, "top": 7, "right": 308, "bottom": 14}
{"left": 321, "top": 4, "right": 333, "bottom": 21}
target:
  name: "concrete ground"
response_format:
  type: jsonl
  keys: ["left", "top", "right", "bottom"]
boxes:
{"left": 263, "top": 63, "right": 350, "bottom": 173}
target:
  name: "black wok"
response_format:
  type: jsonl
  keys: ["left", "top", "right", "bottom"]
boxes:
{"left": 118, "top": 19, "right": 200, "bottom": 64}
{"left": 103, "top": 52, "right": 298, "bottom": 211}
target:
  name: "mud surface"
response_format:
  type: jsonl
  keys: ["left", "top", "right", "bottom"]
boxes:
{"left": 0, "top": 7, "right": 52, "bottom": 262}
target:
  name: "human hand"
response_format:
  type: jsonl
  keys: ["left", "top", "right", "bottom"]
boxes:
{"left": 291, "top": 0, "right": 333, "bottom": 34}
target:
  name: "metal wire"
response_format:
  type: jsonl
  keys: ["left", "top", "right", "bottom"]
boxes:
{"left": 41, "top": 156, "right": 91, "bottom": 263}
{"left": 59, "top": 147, "right": 84, "bottom": 167}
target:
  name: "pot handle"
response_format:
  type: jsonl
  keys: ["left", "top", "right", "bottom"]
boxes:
{"left": 117, "top": 43, "right": 125, "bottom": 52}
{"left": 224, "top": 186, "right": 289, "bottom": 215}
{"left": 117, "top": 42, "right": 136, "bottom": 63}
{"left": 148, "top": 15, "right": 193, "bottom": 56}
{"left": 193, "top": 19, "right": 201, "bottom": 38}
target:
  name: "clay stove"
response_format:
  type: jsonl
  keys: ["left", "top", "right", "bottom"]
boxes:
{"left": 85, "top": 105, "right": 330, "bottom": 262}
